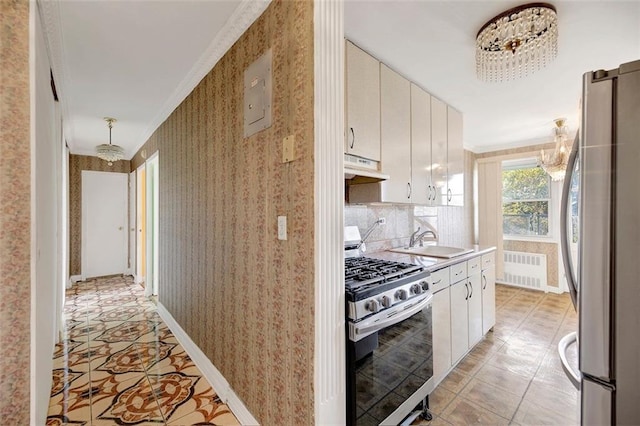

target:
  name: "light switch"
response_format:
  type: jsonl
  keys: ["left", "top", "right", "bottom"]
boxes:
{"left": 277, "top": 216, "right": 287, "bottom": 240}
{"left": 282, "top": 135, "right": 295, "bottom": 163}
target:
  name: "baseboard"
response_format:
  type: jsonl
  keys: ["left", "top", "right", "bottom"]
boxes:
{"left": 69, "top": 275, "right": 84, "bottom": 287}
{"left": 496, "top": 280, "right": 566, "bottom": 295}
{"left": 545, "top": 285, "right": 564, "bottom": 294}
{"left": 156, "top": 303, "right": 259, "bottom": 425}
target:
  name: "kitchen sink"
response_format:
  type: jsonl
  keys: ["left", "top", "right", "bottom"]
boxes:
{"left": 389, "top": 245, "right": 474, "bottom": 259}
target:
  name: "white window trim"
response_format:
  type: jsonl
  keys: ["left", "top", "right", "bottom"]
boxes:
{"left": 502, "top": 159, "right": 554, "bottom": 239}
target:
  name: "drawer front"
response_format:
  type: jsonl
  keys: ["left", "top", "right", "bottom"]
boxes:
{"left": 467, "top": 256, "right": 481, "bottom": 275}
{"left": 430, "top": 267, "right": 450, "bottom": 292}
{"left": 449, "top": 261, "right": 467, "bottom": 283}
{"left": 482, "top": 252, "right": 496, "bottom": 269}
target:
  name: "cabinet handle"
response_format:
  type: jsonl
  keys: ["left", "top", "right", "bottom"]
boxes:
{"left": 469, "top": 281, "right": 473, "bottom": 299}
{"left": 433, "top": 279, "right": 442, "bottom": 285}
{"left": 447, "top": 188, "right": 452, "bottom": 202}
{"left": 464, "top": 282, "right": 469, "bottom": 300}
{"left": 407, "top": 182, "right": 412, "bottom": 199}
{"left": 482, "top": 274, "right": 487, "bottom": 290}
{"left": 349, "top": 127, "right": 355, "bottom": 149}
{"left": 432, "top": 185, "right": 437, "bottom": 201}
{"left": 427, "top": 185, "right": 432, "bottom": 201}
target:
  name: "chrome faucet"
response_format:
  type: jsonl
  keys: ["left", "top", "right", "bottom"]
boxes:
{"left": 409, "top": 227, "right": 421, "bottom": 248}
{"left": 416, "top": 230, "right": 437, "bottom": 247}
{"left": 409, "top": 227, "right": 438, "bottom": 247}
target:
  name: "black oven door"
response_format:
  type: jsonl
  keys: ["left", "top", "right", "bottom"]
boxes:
{"left": 347, "top": 300, "right": 433, "bottom": 425}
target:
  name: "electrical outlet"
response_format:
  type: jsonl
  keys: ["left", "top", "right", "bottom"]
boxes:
{"left": 378, "top": 217, "right": 386, "bottom": 225}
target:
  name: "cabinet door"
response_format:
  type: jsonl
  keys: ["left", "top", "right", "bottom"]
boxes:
{"left": 467, "top": 272, "right": 483, "bottom": 348}
{"left": 447, "top": 106, "right": 464, "bottom": 206}
{"left": 345, "top": 41, "right": 380, "bottom": 161}
{"left": 380, "top": 64, "right": 411, "bottom": 203}
{"left": 450, "top": 279, "right": 469, "bottom": 363}
{"left": 432, "top": 287, "right": 451, "bottom": 384}
{"left": 410, "top": 83, "right": 431, "bottom": 205}
{"left": 482, "top": 265, "right": 496, "bottom": 335}
{"left": 431, "top": 97, "right": 448, "bottom": 206}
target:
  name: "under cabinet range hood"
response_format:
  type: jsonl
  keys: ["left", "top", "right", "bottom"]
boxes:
{"left": 344, "top": 153, "right": 389, "bottom": 183}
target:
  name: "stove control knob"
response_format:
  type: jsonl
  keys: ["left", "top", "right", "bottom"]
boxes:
{"left": 411, "top": 284, "right": 423, "bottom": 295}
{"left": 420, "top": 280, "right": 429, "bottom": 291}
{"left": 366, "top": 299, "right": 379, "bottom": 313}
{"left": 395, "top": 289, "right": 408, "bottom": 301}
{"left": 381, "top": 295, "right": 392, "bottom": 308}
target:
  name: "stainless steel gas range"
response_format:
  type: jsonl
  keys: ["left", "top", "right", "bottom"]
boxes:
{"left": 345, "top": 254, "right": 435, "bottom": 425}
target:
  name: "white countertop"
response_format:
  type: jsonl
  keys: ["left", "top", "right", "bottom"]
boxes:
{"left": 364, "top": 245, "right": 496, "bottom": 272}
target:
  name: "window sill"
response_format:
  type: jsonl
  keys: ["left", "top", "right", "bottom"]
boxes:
{"left": 503, "top": 235, "right": 557, "bottom": 244}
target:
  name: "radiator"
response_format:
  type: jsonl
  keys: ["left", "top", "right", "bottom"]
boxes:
{"left": 502, "top": 250, "right": 547, "bottom": 289}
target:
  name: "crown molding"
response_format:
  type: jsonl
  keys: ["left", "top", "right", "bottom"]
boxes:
{"left": 134, "top": 0, "right": 272, "bottom": 154}
{"left": 36, "top": 0, "right": 77, "bottom": 152}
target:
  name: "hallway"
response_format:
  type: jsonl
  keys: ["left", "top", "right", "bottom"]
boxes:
{"left": 47, "top": 276, "right": 239, "bottom": 425}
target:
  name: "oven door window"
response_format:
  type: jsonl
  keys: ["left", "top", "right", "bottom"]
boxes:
{"left": 354, "top": 305, "right": 433, "bottom": 425}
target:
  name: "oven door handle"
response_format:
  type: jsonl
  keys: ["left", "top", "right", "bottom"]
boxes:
{"left": 354, "top": 293, "right": 433, "bottom": 337}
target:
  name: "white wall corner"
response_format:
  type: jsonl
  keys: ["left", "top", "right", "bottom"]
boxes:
{"left": 314, "top": 1, "right": 346, "bottom": 425}
{"left": 155, "top": 303, "right": 259, "bottom": 425}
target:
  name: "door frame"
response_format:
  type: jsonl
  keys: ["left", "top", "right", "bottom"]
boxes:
{"left": 81, "top": 170, "right": 128, "bottom": 278}
{"left": 136, "top": 163, "right": 146, "bottom": 286}
{"left": 128, "top": 170, "right": 136, "bottom": 277}
{"left": 145, "top": 152, "right": 159, "bottom": 297}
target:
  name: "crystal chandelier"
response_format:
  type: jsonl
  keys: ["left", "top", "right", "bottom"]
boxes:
{"left": 96, "top": 117, "right": 125, "bottom": 165}
{"left": 540, "top": 118, "right": 569, "bottom": 181}
{"left": 476, "top": 3, "right": 558, "bottom": 83}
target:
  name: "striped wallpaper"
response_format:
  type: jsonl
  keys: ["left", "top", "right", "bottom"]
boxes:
{"left": 138, "top": 1, "right": 316, "bottom": 423}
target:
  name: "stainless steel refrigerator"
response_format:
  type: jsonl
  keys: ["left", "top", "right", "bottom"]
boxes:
{"left": 559, "top": 59, "right": 640, "bottom": 424}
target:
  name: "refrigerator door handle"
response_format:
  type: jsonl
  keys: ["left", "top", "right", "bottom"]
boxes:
{"left": 558, "top": 331, "right": 581, "bottom": 391}
{"left": 560, "top": 133, "right": 580, "bottom": 310}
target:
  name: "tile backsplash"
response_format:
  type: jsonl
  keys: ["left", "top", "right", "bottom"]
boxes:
{"left": 345, "top": 204, "right": 473, "bottom": 254}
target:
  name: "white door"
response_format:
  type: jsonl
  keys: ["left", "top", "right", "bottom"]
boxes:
{"left": 129, "top": 171, "right": 136, "bottom": 276}
{"left": 82, "top": 170, "right": 128, "bottom": 278}
{"left": 136, "top": 164, "right": 146, "bottom": 285}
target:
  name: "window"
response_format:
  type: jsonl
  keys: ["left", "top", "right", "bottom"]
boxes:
{"left": 502, "top": 159, "right": 550, "bottom": 237}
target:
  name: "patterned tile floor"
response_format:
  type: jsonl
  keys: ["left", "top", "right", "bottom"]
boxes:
{"left": 47, "top": 275, "right": 240, "bottom": 426}
{"left": 414, "top": 284, "right": 580, "bottom": 425}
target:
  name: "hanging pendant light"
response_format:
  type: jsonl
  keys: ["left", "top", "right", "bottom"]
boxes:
{"left": 539, "top": 118, "right": 569, "bottom": 181}
{"left": 96, "top": 117, "right": 125, "bottom": 165}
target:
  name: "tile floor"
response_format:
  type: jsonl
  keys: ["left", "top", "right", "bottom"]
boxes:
{"left": 414, "top": 284, "right": 580, "bottom": 425}
{"left": 50, "top": 278, "right": 578, "bottom": 425}
{"left": 47, "top": 275, "right": 239, "bottom": 426}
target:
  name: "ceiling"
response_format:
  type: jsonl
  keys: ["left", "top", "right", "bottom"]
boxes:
{"left": 39, "top": 0, "right": 270, "bottom": 159}
{"left": 346, "top": 1, "right": 640, "bottom": 152}
{"left": 42, "top": 1, "right": 639, "bottom": 158}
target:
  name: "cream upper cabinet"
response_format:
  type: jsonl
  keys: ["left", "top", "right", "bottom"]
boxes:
{"left": 447, "top": 106, "right": 464, "bottom": 206}
{"left": 431, "top": 97, "right": 448, "bottom": 206}
{"left": 380, "top": 64, "right": 411, "bottom": 203}
{"left": 345, "top": 41, "right": 380, "bottom": 161}
{"left": 410, "top": 83, "right": 431, "bottom": 205}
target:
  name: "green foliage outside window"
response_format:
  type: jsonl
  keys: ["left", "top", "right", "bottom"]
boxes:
{"left": 502, "top": 165, "right": 550, "bottom": 236}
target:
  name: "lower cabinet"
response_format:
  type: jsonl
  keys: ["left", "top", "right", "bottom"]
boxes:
{"left": 431, "top": 250, "right": 496, "bottom": 381}
{"left": 432, "top": 286, "right": 451, "bottom": 383}
{"left": 450, "top": 279, "right": 469, "bottom": 363}
{"left": 467, "top": 272, "right": 483, "bottom": 348}
{"left": 481, "top": 253, "right": 496, "bottom": 335}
